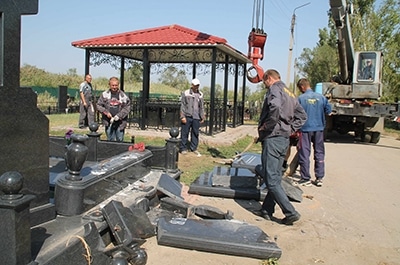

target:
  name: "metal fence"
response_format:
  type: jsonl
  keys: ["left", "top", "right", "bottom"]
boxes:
{"left": 40, "top": 96, "right": 262, "bottom": 134}
{"left": 126, "top": 97, "right": 255, "bottom": 134}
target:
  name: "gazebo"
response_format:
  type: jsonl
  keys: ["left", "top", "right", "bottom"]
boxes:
{"left": 72, "top": 24, "right": 251, "bottom": 135}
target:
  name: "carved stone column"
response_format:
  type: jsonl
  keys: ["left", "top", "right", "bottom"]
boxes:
{"left": 0, "top": 171, "right": 35, "bottom": 265}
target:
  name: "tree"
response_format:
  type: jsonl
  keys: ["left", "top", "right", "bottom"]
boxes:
{"left": 296, "top": 27, "right": 338, "bottom": 87}
{"left": 374, "top": 0, "right": 400, "bottom": 99}
{"left": 238, "top": 86, "right": 252, "bottom": 102}
{"left": 158, "top": 65, "right": 189, "bottom": 91}
{"left": 66, "top": 68, "right": 78, "bottom": 77}
{"left": 125, "top": 62, "right": 143, "bottom": 83}
{"left": 20, "top": 64, "right": 84, "bottom": 88}
{"left": 296, "top": 0, "right": 400, "bottom": 99}
{"left": 247, "top": 82, "right": 266, "bottom": 103}
{"left": 201, "top": 84, "right": 223, "bottom": 100}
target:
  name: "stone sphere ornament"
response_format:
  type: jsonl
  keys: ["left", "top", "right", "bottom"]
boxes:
{"left": 89, "top": 122, "right": 99, "bottom": 133}
{"left": 0, "top": 171, "right": 24, "bottom": 200}
{"left": 130, "top": 248, "right": 148, "bottom": 265}
{"left": 169, "top": 127, "right": 179, "bottom": 138}
{"left": 111, "top": 257, "right": 129, "bottom": 265}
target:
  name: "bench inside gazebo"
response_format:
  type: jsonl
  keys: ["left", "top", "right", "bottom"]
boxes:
{"left": 72, "top": 24, "right": 251, "bottom": 135}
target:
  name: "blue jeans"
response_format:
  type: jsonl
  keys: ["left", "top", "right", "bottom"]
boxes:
{"left": 180, "top": 116, "right": 200, "bottom": 152}
{"left": 298, "top": 131, "right": 325, "bottom": 180}
{"left": 261, "top": 136, "right": 298, "bottom": 217}
{"left": 106, "top": 122, "right": 124, "bottom": 142}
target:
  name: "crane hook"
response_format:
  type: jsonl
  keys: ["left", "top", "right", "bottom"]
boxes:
{"left": 247, "top": 30, "right": 266, "bottom": 83}
{"left": 247, "top": 64, "right": 264, "bottom": 84}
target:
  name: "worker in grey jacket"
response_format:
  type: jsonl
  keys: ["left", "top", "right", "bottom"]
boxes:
{"left": 96, "top": 77, "right": 131, "bottom": 142}
{"left": 180, "top": 78, "right": 205, "bottom": 156}
{"left": 257, "top": 69, "right": 307, "bottom": 225}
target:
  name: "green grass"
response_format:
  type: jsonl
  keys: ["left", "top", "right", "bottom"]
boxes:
{"left": 123, "top": 82, "right": 182, "bottom": 96}
{"left": 203, "top": 135, "right": 259, "bottom": 159}
{"left": 134, "top": 136, "right": 169, "bottom": 147}
{"left": 47, "top": 113, "right": 399, "bottom": 185}
{"left": 47, "top": 113, "right": 261, "bottom": 185}
{"left": 260, "top": 258, "right": 279, "bottom": 265}
{"left": 178, "top": 135, "right": 261, "bottom": 185}
{"left": 47, "top": 113, "right": 80, "bottom": 136}
{"left": 47, "top": 113, "right": 79, "bottom": 127}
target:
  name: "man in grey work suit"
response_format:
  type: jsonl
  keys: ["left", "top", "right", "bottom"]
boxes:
{"left": 179, "top": 78, "right": 205, "bottom": 156}
{"left": 78, "top": 74, "right": 95, "bottom": 128}
{"left": 257, "top": 69, "right": 307, "bottom": 225}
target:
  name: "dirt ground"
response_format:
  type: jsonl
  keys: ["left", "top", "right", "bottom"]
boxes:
{"left": 137, "top": 128, "right": 400, "bottom": 265}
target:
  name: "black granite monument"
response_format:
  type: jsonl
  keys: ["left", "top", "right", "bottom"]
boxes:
{"left": 0, "top": 1, "right": 282, "bottom": 264}
{"left": 0, "top": 0, "right": 55, "bottom": 222}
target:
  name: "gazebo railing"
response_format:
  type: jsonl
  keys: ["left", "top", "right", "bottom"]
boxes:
{"left": 127, "top": 97, "right": 246, "bottom": 134}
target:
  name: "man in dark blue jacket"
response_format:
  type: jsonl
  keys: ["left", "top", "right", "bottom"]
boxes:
{"left": 296, "top": 78, "right": 332, "bottom": 187}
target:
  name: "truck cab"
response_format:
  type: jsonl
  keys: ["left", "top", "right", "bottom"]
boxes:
{"left": 323, "top": 51, "right": 383, "bottom": 100}
{"left": 353, "top": 51, "right": 383, "bottom": 99}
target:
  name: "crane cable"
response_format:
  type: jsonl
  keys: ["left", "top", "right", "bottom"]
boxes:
{"left": 252, "top": 0, "right": 265, "bottom": 31}
{"left": 247, "top": 0, "right": 267, "bottom": 83}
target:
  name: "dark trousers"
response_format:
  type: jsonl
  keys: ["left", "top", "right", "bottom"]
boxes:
{"left": 298, "top": 130, "right": 325, "bottom": 180}
{"left": 180, "top": 116, "right": 200, "bottom": 152}
{"left": 261, "top": 136, "right": 298, "bottom": 217}
{"left": 78, "top": 103, "right": 94, "bottom": 127}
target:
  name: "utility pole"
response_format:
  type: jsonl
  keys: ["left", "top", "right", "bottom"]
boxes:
{"left": 286, "top": 2, "right": 310, "bottom": 88}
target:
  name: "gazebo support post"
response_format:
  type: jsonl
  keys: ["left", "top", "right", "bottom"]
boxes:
{"left": 140, "top": 48, "right": 150, "bottom": 130}
{"left": 208, "top": 48, "right": 217, "bottom": 135}
{"left": 223, "top": 55, "right": 229, "bottom": 132}
{"left": 192, "top": 62, "right": 197, "bottom": 79}
{"left": 241, "top": 63, "right": 247, "bottom": 125}
{"left": 120, "top": 57, "right": 125, "bottom": 91}
{"left": 85, "top": 50, "right": 90, "bottom": 75}
{"left": 232, "top": 61, "right": 239, "bottom": 128}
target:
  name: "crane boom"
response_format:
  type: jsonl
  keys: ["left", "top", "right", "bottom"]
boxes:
{"left": 329, "top": 0, "right": 355, "bottom": 84}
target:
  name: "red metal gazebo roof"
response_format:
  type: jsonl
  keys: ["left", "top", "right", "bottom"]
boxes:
{"left": 72, "top": 24, "right": 249, "bottom": 63}
{"left": 72, "top": 24, "right": 228, "bottom": 47}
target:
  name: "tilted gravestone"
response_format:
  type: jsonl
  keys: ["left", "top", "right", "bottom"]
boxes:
{"left": 0, "top": 0, "right": 54, "bottom": 224}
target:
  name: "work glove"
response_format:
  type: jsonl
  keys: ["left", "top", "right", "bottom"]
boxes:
{"left": 290, "top": 131, "right": 301, "bottom": 139}
{"left": 113, "top": 115, "right": 120, "bottom": 122}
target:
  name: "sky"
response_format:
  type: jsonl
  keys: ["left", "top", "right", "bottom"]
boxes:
{"left": 20, "top": 0, "right": 332, "bottom": 89}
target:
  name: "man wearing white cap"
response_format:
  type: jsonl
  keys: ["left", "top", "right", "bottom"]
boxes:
{"left": 179, "top": 78, "right": 205, "bottom": 156}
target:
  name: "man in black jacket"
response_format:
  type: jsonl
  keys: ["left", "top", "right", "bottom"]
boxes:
{"left": 257, "top": 69, "right": 307, "bottom": 225}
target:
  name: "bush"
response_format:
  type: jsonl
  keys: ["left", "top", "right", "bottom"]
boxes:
{"left": 36, "top": 91, "right": 58, "bottom": 111}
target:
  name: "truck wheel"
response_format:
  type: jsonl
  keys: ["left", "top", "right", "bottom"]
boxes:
{"left": 370, "top": 131, "right": 381, "bottom": 144}
{"left": 362, "top": 131, "right": 372, "bottom": 143}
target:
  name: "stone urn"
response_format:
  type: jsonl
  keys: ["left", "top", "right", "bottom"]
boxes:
{"left": 65, "top": 134, "right": 89, "bottom": 180}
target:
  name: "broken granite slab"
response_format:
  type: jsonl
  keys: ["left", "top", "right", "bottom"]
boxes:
{"left": 157, "top": 217, "right": 281, "bottom": 260}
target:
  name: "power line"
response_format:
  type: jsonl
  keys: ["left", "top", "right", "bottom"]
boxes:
{"left": 269, "top": 0, "right": 291, "bottom": 19}
{"left": 265, "top": 0, "right": 290, "bottom": 30}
